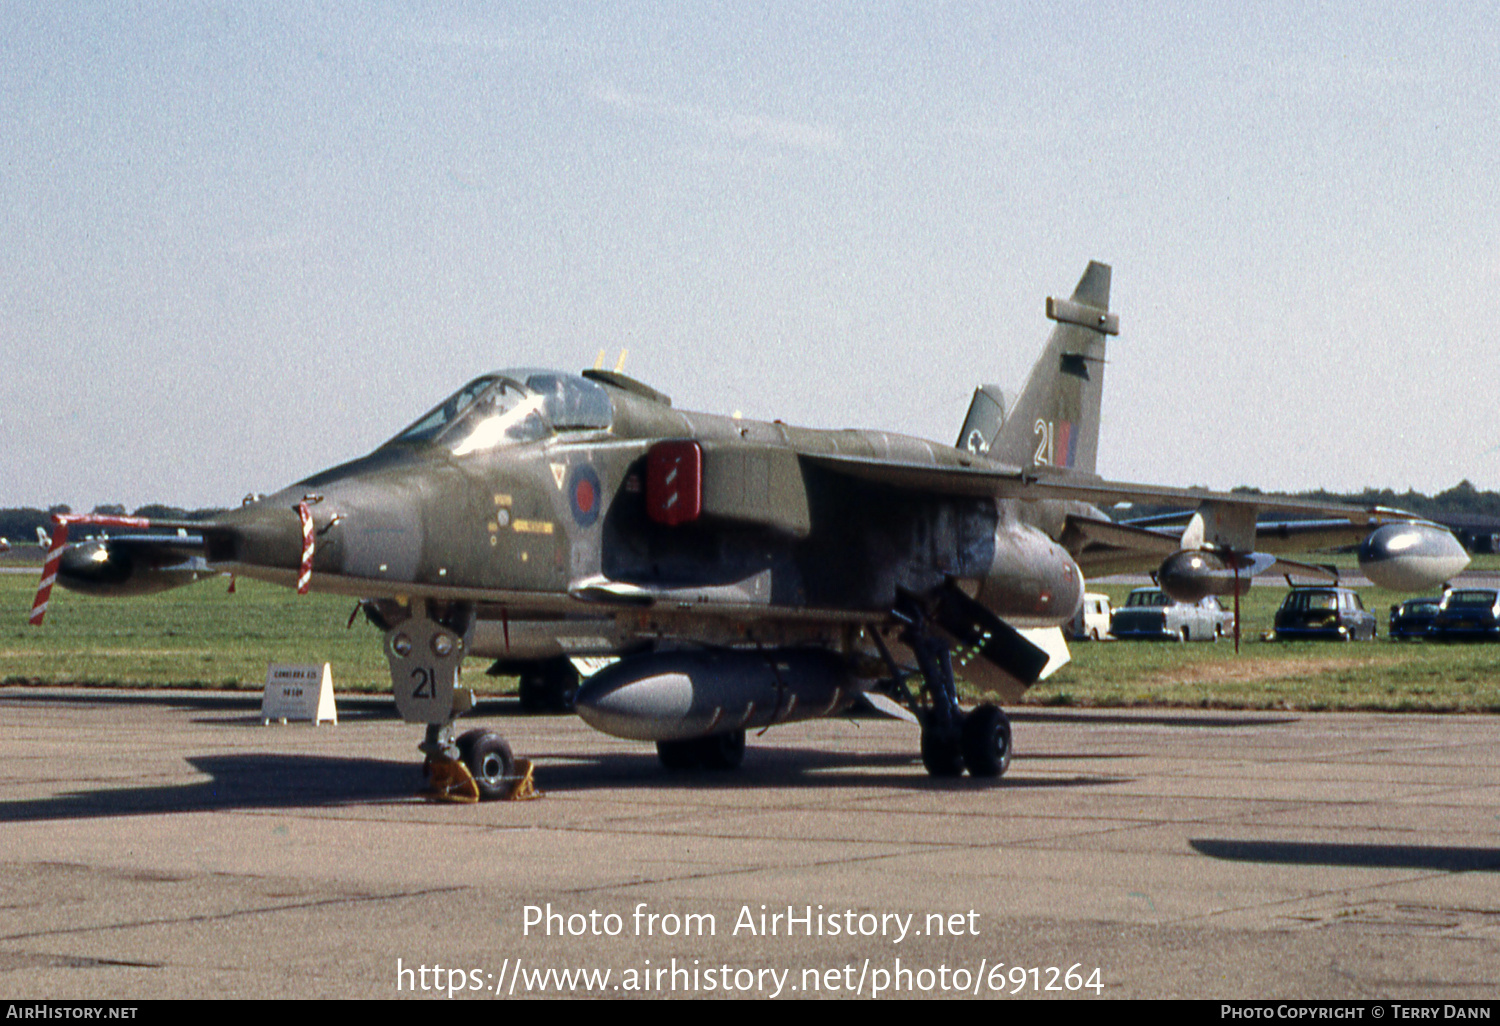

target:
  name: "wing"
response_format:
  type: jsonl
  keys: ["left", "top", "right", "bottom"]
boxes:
{"left": 1060, "top": 513, "right": 1345, "bottom": 581}
{"left": 802, "top": 452, "right": 1407, "bottom": 533}
{"left": 799, "top": 452, "right": 1466, "bottom": 591}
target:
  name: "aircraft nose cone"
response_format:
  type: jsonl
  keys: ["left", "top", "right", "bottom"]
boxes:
{"left": 214, "top": 500, "right": 306, "bottom": 570}
{"left": 213, "top": 474, "right": 426, "bottom": 585}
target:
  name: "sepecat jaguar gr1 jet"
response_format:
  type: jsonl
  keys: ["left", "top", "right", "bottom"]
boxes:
{"left": 33, "top": 262, "right": 1469, "bottom": 798}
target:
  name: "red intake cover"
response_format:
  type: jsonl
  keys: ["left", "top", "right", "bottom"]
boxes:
{"left": 646, "top": 440, "right": 703, "bottom": 526}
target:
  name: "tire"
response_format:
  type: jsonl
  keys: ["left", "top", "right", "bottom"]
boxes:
{"left": 960, "top": 704, "right": 1012, "bottom": 778}
{"left": 695, "top": 730, "right": 746, "bottom": 771}
{"left": 656, "top": 739, "right": 701, "bottom": 771}
{"left": 518, "top": 658, "right": 580, "bottom": 713}
{"left": 920, "top": 713, "right": 965, "bottom": 778}
{"left": 657, "top": 731, "right": 747, "bottom": 772}
{"left": 457, "top": 729, "right": 515, "bottom": 801}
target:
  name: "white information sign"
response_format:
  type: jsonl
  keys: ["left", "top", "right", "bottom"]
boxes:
{"left": 262, "top": 663, "right": 338, "bottom": 725}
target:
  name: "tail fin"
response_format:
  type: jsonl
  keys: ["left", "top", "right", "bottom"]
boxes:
{"left": 979, "top": 261, "right": 1117, "bottom": 476}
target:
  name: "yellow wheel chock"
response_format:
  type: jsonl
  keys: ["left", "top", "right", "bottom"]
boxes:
{"left": 504, "top": 758, "right": 541, "bottom": 801}
{"left": 422, "top": 755, "right": 480, "bottom": 803}
{"left": 421, "top": 755, "right": 541, "bottom": 803}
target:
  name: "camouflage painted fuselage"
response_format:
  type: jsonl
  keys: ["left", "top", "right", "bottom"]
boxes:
{"left": 210, "top": 372, "right": 1085, "bottom": 663}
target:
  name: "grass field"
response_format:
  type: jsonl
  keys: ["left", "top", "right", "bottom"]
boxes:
{"left": 1027, "top": 581, "right": 1500, "bottom": 712}
{"left": 1, "top": 574, "right": 399, "bottom": 692}
{"left": 4, "top": 572, "right": 1500, "bottom": 712}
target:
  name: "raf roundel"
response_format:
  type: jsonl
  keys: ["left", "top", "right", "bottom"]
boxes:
{"left": 568, "top": 465, "right": 602, "bottom": 527}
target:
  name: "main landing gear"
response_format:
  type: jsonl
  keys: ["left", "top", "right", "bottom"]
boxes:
{"left": 485, "top": 656, "right": 580, "bottom": 713}
{"left": 656, "top": 729, "right": 747, "bottom": 772}
{"left": 517, "top": 657, "right": 580, "bottom": 713}
{"left": 895, "top": 596, "right": 1013, "bottom": 780}
{"left": 383, "top": 600, "right": 537, "bottom": 802}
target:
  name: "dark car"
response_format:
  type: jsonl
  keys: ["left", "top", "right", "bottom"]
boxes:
{"left": 1272, "top": 586, "right": 1376, "bottom": 641}
{"left": 1428, "top": 589, "right": 1500, "bottom": 641}
{"left": 1388, "top": 597, "right": 1441, "bottom": 640}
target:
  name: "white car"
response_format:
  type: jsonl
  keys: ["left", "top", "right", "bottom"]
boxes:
{"left": 1069, "top": 592, "right": 1113, "bottom": 641}
{"left": 1111, "top": 588, "right": 1232, "bottom": 642}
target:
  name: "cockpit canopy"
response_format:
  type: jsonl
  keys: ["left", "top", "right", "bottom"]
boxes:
{"left": 386, "top": 370, "right": 612, "bottom": 454}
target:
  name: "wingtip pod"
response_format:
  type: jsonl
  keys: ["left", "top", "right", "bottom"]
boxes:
{"left": 1357, "top": 523, "right": 1470, "bottom": 592}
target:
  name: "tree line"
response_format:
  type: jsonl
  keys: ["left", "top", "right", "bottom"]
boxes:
{"left": 5, "top": 481, "right": 1500, "bottom": 546}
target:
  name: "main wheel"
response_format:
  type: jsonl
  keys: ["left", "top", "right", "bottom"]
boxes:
{"left": 695, "top": 730, "right": 746, "bottom": 771}
{"left": 656, "top": 738, "right": 701, "bottom": 771}
{"left": 920, "top": 713, "right": 965, "bottom": 777}
{"left": 457, "top": 729, "right": 515, "bottom": 801}
{"left": 656, "top": 731, "right": 748, "bottom": 772}
{"left": 960, "top": 704, "right": 1012, "bottom": 778}
{"left": 518, "top": 658, "right": 580, "bottom": 713}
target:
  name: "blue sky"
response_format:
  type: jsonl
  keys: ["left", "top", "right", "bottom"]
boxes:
{"left": 3, "top": 2, "right": 1497, "bottom": 509}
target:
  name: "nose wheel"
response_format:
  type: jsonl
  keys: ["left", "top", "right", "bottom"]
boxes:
{"left": 422, "top": 726, "right": 539, "bottom": 803}
{"left": 457, "top": 729, "right": 517, "bottom": 799}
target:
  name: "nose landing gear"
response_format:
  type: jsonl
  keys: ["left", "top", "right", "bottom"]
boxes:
{"left": 386, "top": 600, "right": 539, "bottom": 802}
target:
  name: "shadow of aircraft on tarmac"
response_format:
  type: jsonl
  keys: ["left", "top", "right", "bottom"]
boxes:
{"left": 0, "top": 745, "right": 1128, "bottom": 820}
{"left": 0, "top": 754, "right": 421, "bottom": 822}
{"left": 1191, "top": 838, "right": 1500, "bottom": 872}
{"left": 514, "top": 743, "right": 1129, "bottom": 794}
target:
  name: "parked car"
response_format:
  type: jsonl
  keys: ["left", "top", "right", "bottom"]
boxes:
{"left": 1388, "top": 596, "right": 1442, "bottom": 640}
{"left": 1110, "top": 588, "right": 1231, "bottom": 642}
{"left": 1272, "top": 586, "right": 1376, "bottom": 641}
{"left": 1428, "top": 588, "right": 1500, "bottom": 641}
{"left": 1069, "top": 592, "right": 1113, "bottom": 641}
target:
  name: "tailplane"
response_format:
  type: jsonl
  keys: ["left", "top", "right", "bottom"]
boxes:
{"left": 959, "top": 261, "right": 1117, "bottom": 476}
